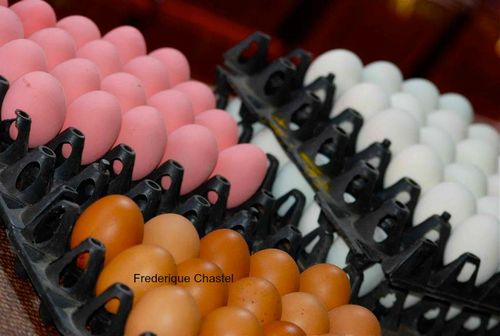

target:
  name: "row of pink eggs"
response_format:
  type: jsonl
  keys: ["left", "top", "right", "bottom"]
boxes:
{"left": 0, "top": 0, "right": 267, "bottom": 209}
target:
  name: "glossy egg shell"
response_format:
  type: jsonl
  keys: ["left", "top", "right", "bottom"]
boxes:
{"left": 249, "top": 248, "right": 300, "bottom": 296}
{"left": 199, "top": 229, "right": 250, "bottom": 281}
{"left": 2, "top": 71, "right": 65, "bottom": 148}
{"left": 10, "top": 0, "right": 56, "bottom": 36}
{"left": 70, "top": 195, "right": 144, "bottom": 267}
{"left": 143, "top": 213, "right": 200, "bottom": 264}
{"left": 51, "top": 58, "right": 101, "bottom": 105}
{"left": 299, "top": 263, "right": 351, "bottom": 310}
{"left": 0, "top": 39, "right": 47, "bottom": 83}
{"left": 114, "top": 105, "right": 167, "bottom": 180}
{"left": 0, "top": 7, "right": 24, "bottom": 46}
{"left": 148, "top": 89, "right": 194, "bottom": 135}
{"left": 199, "top": 306, "right": 263, "bottom": 336}
{"left": 95, "top": 244, "right": 177, "bottom": 313}
{"left": 263, "top": 321, "right": 306, "bottom": 336}
{"left": 195, "top": 109, "right": 238, "bottom": 151}
{"left": 328, "top": 304, "right": 382, "bottom": 336}
{"left": 62, "top": 90, "right": 122, "bottom": 164}
{"left": 177, "top": 258, "right": 228, "bottom": 317}
{"left": 227, "top": 277, "right": 282, "bottom": 325}
{"left": 124, "top": 285, "right": 201, "bottom": 336}
{"left": 57, "top": 15, "right": 101, "bottom": 48}
{"left": 210, "top": 144, "right": 267, "bottom": 208}
{"left": 162, "top": 124, "right": 218, "bottom": 194}
{"left": 281, "top": 292, "right": 330, "bottom": 335}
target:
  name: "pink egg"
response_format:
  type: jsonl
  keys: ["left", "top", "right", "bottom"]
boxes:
{"left": 77, "top": 39, "right": 122, "bottom": 78}
{"left": 124, "top": 56, "right": 170, "bottom": 98}
{"left": 147, "top": 89, "right": 194, "bottom": 135}
{"left": 114, "top": 106, "right": 167, "bottom": 180}
{"left": 0, "top": 0, "right": 7, "bottom": 7}
{"left": 150, "top": 48, "right": 190, "bottom": 86}
{"left": 10, "top": 0, "right": 56, "bottom": 36}
{"left": 195, "top": 109, "right": 238, "bottom": 151}
{"left": 51, "top": 58, "right": 101, "bottom": 105}
{"left": 103, "top": 26, "right": 146, "bottom": 64}
{"left": 0, "top": 7, "right": 24, "bottom": 46}
{"left": 30, "top": 27, "right": 76, "bottom": 69}
{"left": 162, "top": 124, "right": 218, "bottom": 194}
{"left": 1, "top": 71, "right": 65, "bottom": 147}
{"left": 62, "top": 91, "right": 121, "bottom": 164}
{"left": 57, "top": 15, "right": 101, "bottom": 49}
{"left": 173, "top": 80, "right": 215, "bottom": 115}
{"left": 101, "top": 72, "right": 147, "bottom": 113}
{"left": 210, "top": 144, "right": 267, "bottom": 208}
{"left": 0, "top": 39, "right": 47, "bottom": 83}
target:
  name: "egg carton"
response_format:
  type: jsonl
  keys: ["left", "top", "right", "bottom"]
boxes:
{"left": 215, "top": 32, "right": 500, "bottom": 335}
{"left": 0, "top": 76, "right": 307, "bottom": 335}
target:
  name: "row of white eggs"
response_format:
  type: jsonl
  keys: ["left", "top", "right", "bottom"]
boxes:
{"left": 227, "top": 48, "right": 499, "bottom": 331}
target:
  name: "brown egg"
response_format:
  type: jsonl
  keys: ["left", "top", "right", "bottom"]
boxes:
{"left": 299, "top": 263, "right": 351, "bottom": 310}
{"left": 199, "top": 229, "right": 250, "bottom": 281}
{"left": 70, "top": 195, "right": 144, "bottom": 268}
{"left": 200, "top": 306, "right": 264, "bottom": 336}
{"left": 228, "top": 277, "right": 282, "bottom": 326}
{"left": 177, "top": 258, "right": 228, "bottom": 317}
{"left": 263, "top": 321, "right": 306, "bottom": 336}
{"left": 124, "top": 285, "right": 201, "bottom": 336}
{"left": 328, "top": 304, "right": 381, "bottom": 336}
{"left": 249, "top": 248, "right": 299, "bottom": 296}
{"left": 143, "top": 213, "right": 200, "bottom": 264}
{"left": 95, "top": 244, "right": 176, "bottom": 313}
{"left": 281, "top": 292, "right": 330, "bottom": 335}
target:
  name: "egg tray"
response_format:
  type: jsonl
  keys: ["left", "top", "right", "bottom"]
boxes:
{"left": 215, "top": 32, "right": 500, "bottom": 334}
{"left": 0, "top": 77, "right": 309, "bottom": 335}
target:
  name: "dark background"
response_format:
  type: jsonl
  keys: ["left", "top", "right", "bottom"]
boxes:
{"left": 15, "top": 0, "right": 500, "bottom": 125}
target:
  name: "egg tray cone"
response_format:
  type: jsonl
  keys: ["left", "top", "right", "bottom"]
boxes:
{"left": 0, "top": 76, "right": 308, "bottom": 335}
{"left": 215, "top": 32, "right": 500, "bottom": 335}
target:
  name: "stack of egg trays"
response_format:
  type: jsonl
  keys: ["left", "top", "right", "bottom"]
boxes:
{"left": 0, "top": 75, "right": 307, "bottom": 336}
{"left": 215, "top": 31, "right": 500, "bottom": 336}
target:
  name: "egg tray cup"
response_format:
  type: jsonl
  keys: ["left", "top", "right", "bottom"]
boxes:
{"left": 215, "top": 32, "right": 500, "bottom": 335}
{"left": 0, "top": 76, "right": 309, "bottom": 335}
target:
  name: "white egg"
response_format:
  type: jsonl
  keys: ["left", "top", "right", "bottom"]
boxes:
{"left": 444, "top": 162, "right": 487, "bottom": 198}
{"left": 427, "top": 109, "right": 468, "bottom": 143}
{"left": 226, "top": 97, "right": 242, "bottom": 123}
{"left": 403, "top": 293, "right": 422, "bottom": 309}
{"left": 304, "top": 49, "right": 363, "bottom": 98}
{"left": 356, "top": 108, "right": 419, "bottom": 154}
{"left": 326, "top": 236, "right": 384, "bottom": 297}
{"left": 331, "top": 82, "right": 389, "bottom": 120}
{"left": 362, "top": 61, "right": 402, "bottom": 94}
{"left": 297, "top": 202, "right": 322, "bottom": 253}
{"left": 413, "top": 182, "right": 476, "bottom": 229}
{"left": 456, "top": 139, "right": 497, "bottom": 175}
{"left": 443, "top": 214, "right": 499, "bottom": 285}
{"left": 420, "top": 126, "right": 455, "bottom": 165}
{"left": 390, "top": 92, "right": 425, "bottom": 126}
{"left": 488, "top": 316, "right": 500, "bottom": 330}
{"left": 445, "top": 305, "right": 462, "bottom": 320}
{"left": 272, "top": 162, "right": 314, "bottom": 208}
{"left": 250, "top": 128, "right": 289, "bottom": 167}
{"left": 477, "top": 196, "right": 499, "bottom": 218}
{"left": 438, "top": 93, "right": 473, "bottom": 124}
{"left": 402, "top": 78, "right": 439, "bottom": 114}
{"left": 384, "top": 144, "right": 443, "bottom": 193}
{"left": 489, "top": 174, "right": 499, "bottom": 197}
{"left": 467, "top": 123, "right": 499, "bottom": 154}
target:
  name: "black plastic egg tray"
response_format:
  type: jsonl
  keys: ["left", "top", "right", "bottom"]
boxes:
{"left": 215, "top": 32, "right": 500, "bottom": 336}
{"left": 0, "top": 75, "right": 312, "bottom": 335}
